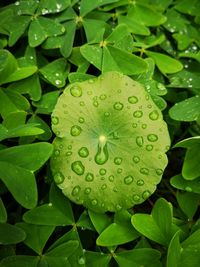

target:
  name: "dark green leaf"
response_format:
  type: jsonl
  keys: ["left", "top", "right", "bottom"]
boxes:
{"left": 0, "top": 223, "right": 26, "bottom": 245}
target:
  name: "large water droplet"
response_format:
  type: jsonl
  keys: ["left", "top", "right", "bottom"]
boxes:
{"left": 70, "top": 85, "right": 82, "bottom": 97}
{"left": 133, "top": 110, "right": 143, "bottom": 118}
{"left": 71, "top": 161, "right": 85, "bottom": 175}
{"left": 54, "top": 172, "right": 65, "bottom": 184}
{"left": 85, "top": 173, "right": 94, "bottom": 182}
{"left": 114, "top": 157, "right": 122, "bottom": 165}
{"left": 132, "top": 156, "right": 140, "bottom": 163}
{"left": 72, "top": 186, "right": 81, "bottom": 196}
{"left": 128, "top": 96, "right": 138, "bottom": 104}
{"left": 99, "top": 168, "right": 106, "bottom": 175}
{"left": 108, "top": 175, "right": 114, "bottom": 182}
{"left": 113, "top": 102, "right": 124, "bottom": 110}
{"left": 52, "top": 116, "right": 59, "bottom": 125}
{"left": 136, "top": 136, "right": 144, "bottom": 147}
{"left": 91, "top": 199, "right": 98, "bottom": 206}
{"left": 140, "top": 168, "right": 149, "bottom": 175}
{"left": 149, "top": 110, "right": 159, "bottom": 120}
{"left": 71, "top": 125, "right": 82, "bottom": 136}
{"left": 84, "top": 187, "right": 91, "bottom": 194}
{"left": 137, "top": 179, "right": 144, "bottom": 186}
{"left": 124, "top": 175, "right": 134, "bottom": 185}
{"left": 147, "top": 134, "right": 158, "bottom": 142}
{"left": 95, "top": 135, "right": 109, "bottom": 165}
{"left": 78, "top": 147, "right": 89, "bottom": 158}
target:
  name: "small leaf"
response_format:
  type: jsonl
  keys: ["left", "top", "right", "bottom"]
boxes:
{"left": 169, "top": 96, "right": 200, "bottom": 122}
{"left": 145, "top": 51, "right": 183, "bottom": 74}
{"left": 0, "top": 223, "right": 26, "bottom": 245}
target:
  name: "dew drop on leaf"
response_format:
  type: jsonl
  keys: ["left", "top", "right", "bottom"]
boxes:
{"left": 113, "top": 102, "right": 124, "bottom": 110}
{"left": 52, "top": 116, "right": 59, "bottom": 125}
{"left": 133, "top": 110, "right": 143, "bottom": 118}
{"left": 78, "top": 256, "right": 86, "bottom": 265}
{"left": 114, "top": 157, "right": 122, "bottom": 165}
{"left": 124, "top": 175, "right": 134, "bottom": 185}
{"left": 140, "top": 168, "right": 149, "bottom": 175}
{"left": 95, "top": 135, "right": 109, "bottom": 165}
{"left": 71, "top": 125, "right": 82, "bottom": 136}
{"left": 84, "top": 187, "right": 91, "bottom": 194}
{"left": 70, "top": 85, "right": 82, "bottom": 97}
{"left": 54, "top": 172, "right": 65, "bottom": 184}
{"left": 142, "top": 190, "right": 151, "bottom": 199}
{"left": 85, "top": 172, "right": 94, "bottom": 182}
{"left": 146, "top": 145, "right": 153, "bottom": 151}
{"left": 101, "top": 184, "right": 107, "bottom": 190}
{"left": 91, "top": 199, "right": 98, "bottom": 206}
{"left": 108, "top": 175, "right": 114, "bottom": 182}
{"left": 133, "top": 194, "right": 140, "bottom": 201}
{"left": 147, "top": 134, "right": 158, "bottom": 142}
{"left": 99, "top": 168, "right": 106, "bottom": 175}
{"left": 78, "top": 117, "right": 85, "bottom": 123}
{"left": 149, "top": 110, "right": 159, "bottom": 120}
{"left": 137, "top": 179, "right": 144, "bottom": 186}
{"left": 132, "top": 156, "right": 140, "bottom": 163}
{"left": 185, "top": 186, "right": 193, "bottom": 192}
{"left": 78, "top": 147, "right": 89, "bottom": 158}
{"left": 66, "top": 151, "right": 72, "bottom": 156}
{"left": 72, "top": 186, "right": 81, "bottom": 196}
{"left": 100, "top": 94, "right": 107, "bottom": 100}
{"left": 54, "top": 149, "right": 60, "bottom": 156}
{"left": 128, "top": 96, "right": 138, "bottom": 104}
{"left": 71, "top": 161, "right": 85, "bottom": 175}
{"left": 116, "top": 204, "right": 122, "bottom": 211}
{"left": 136, "top": 136, "right": 144, "bottom": 147}
{"left": 156, "top": 169, "right": 163, "bottom": 175}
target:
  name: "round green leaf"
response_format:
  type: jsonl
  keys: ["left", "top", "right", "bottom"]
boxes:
{"left": 50, "top": 71, "right": 170, "bottom": 212}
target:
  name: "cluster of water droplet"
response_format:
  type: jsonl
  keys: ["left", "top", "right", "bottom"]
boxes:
{"left": 51, "top": 72, "right": 170, "bottom": 212}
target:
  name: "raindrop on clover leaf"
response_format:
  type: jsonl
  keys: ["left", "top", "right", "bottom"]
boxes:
{"left": 124, "top": 175, "right": 134, "bottom": 185}
{"left": 54, "top": 172, "right": 65, "bottom": 184}
{"left": 85, "top": 172, "right": 94, "bottom": 182}
{"left": 128, "top": 96, "right": 138, "bottom": 104}
{"left": 71, "top": 125, "right": 82, "bottom": 136}
{"left": 72, "top": 186, "right": 81, "bottom": 196}
{"left": 70, "top": 85, "right": 82, "bottom": 97}
{"left": 78, "top": 147, "right": 89, "bottom": 158}
{"left": 71, "top": 161, "right": 85, "bottom": 175}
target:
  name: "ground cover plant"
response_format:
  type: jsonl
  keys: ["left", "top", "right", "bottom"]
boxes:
{"left": 0, "top": 0, "right": 200, "bottom": 266}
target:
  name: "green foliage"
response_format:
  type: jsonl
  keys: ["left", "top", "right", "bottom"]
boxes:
{"left": 0, "top": 0, "right": 200, "bottom": 266}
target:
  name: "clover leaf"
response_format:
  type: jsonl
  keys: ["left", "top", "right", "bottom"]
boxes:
{"left": 50, "top": 71, "right": 170, "bottom": 212}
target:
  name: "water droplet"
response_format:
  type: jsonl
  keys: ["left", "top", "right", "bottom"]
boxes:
{"left": 91, "top": 199, "right": 98, "bottom": 206}
{"left": 71, "top": 125, "right": 82, "bottom": 136}
{"left": 78, "top": 256, "right": 85, "bottom": 265}
{"left": 117, "top": 168, "right": 122, "bottom": 173}
{"left": 111, "top": 131, "right": 119, "bottom": 139}
{"left": 132, "top": 123, "right": 137, "bottom": 128}
{"left": 113, "top": 187, "right": 118, "bottom": 192}
{"left": 101, "top": 184, "right": 107, "bottom": 190}
{"left": 99, "top": 168, "right": 106, "bottom": 175}
{"left": 116, "top": 204, "right": 122, "bottom": 211}
{"left": 133, "top": 194, "right": 140, "bottom": 201}
{"left": 84, "top": 187, "right": 91, "bottom": 194}
{"left": 142, "top": 124, "right": 147, "bottom": 129}
{"left": 71, "top": 161, "right": 85, "bottom": 175}
{"left": 66, "top": 151, "right": 72, "bottom": 156}
{"left": 113, "top": 102, "right": 124, "bottom": 110}
{"left": 78, "top": 117, "right": 85, "bottom": 123}
{"left": 185, "top": 186, "right": 192, "bottom": 192}
{"left": 147, "top": 134, "right": 158, "bottom": 142}
{"left": 55, "top": 79, "right": 61, "bottom": 85}
{"left": 70, "top": 85, "right": 82, "bottom": 97}
{"left": 157, "top": 83, "right": 165, "bottom": 91}
{"left": 137, "top": 179, "right": 144, "bottom": 186}
{"left": 136, "top": 136, "right": 144, "bottom": 147}
{"left": 87, "top": 90, "right": 92, "bottom": 95}
{"left": 78, "top": 147, "right": 89, "bottom": 158}
{"left": 146, "top": 145, "right": 153, "bottom": 151}
{"left": 68, "top": 145, "right": 72, "bottom": 150}
{"left": 93, "top": 101, "right": 99, "bottom": 107}
{"left": 72, "top": 186, "right": 81, "bottom": 196}
{"left": 52, "top": 116, "right": 59, "bottom": 125}
{"left": 95, "top": 135, "right": 109, "bottom": 165}
{"left": 88, "top": 79, "right": 95, "bottom": 84}
{"left": 104, "top": 112, "right": 110, "bottom": 117}
{"left": 156, "top": 169, "right": 163, "bottom": 175}
{"left": 149, "top": 110, "right": 159, "bottom": 120}
{"left": 54, "top": 172, "right": 65, "bottom": 184}
{"left": 100, "top": 94, "right": 107, "bottom": 100}
{"left": 132, "top": 156, "right": 140, "bottom": 163}
{"left": 133, "top": 110, "right": 143, "bottom": 118}
{"left": 142, "top": 190, "right": 151, "bottom": 199}
{"left": 114, "top": 157, "right": 122, "bottom": 165}
{"left": 140, "top": 168, "right": 149, "bottom": 175}
{"left": 80, "top": 101, "right": 85, "bottom": 106}
{"left": 85, "top": 172, "right": 94, "bottom": 182}
{"left": 128, "top": 96, "right": 138, "bottom": 104}
{"left": 108, "top": 175, "right": 114, "bottom": 182}
{"left": 124, "top": 175, "right": 134, "bottom": 185}
{"left": 54, "top": 149, "right": 60, "bottom": 156}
